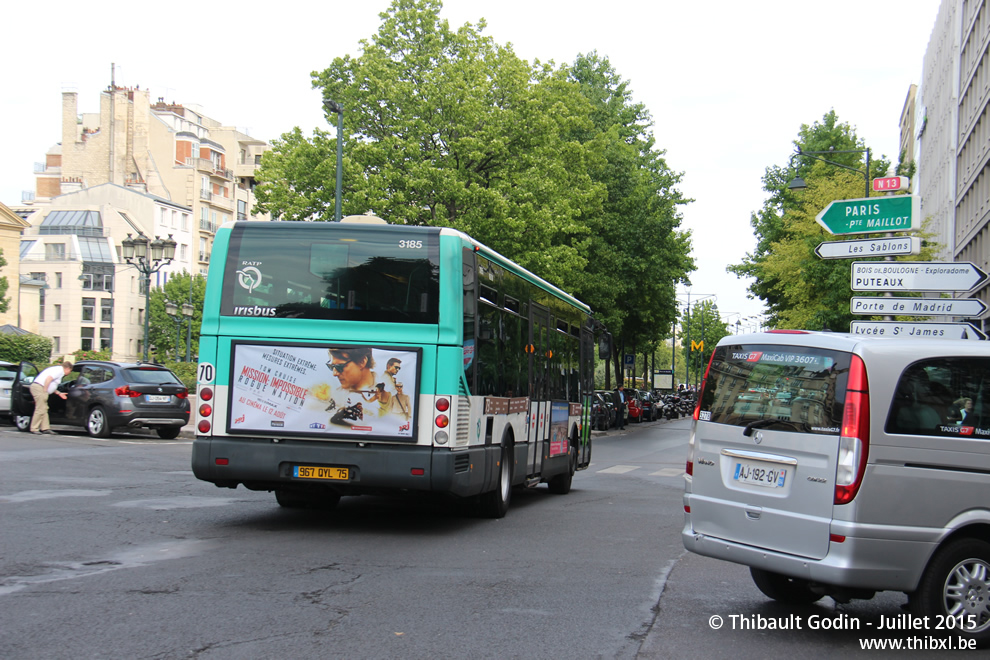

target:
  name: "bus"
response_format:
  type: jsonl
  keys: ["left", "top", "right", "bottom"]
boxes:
{"left": 191, "top": 215, "right": 596, "bottom": 517}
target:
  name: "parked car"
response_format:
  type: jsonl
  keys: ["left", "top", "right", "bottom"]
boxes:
{"left": 684, "top": 330, "right": 990, "bottom": 646}
{"left": 638, "top": 390, "right": 657, "bottom": 422}
{"left": 595, "top": 390, "right": 618, "bottom": 428}
{"left": 590, "top": 391, "right": 613, "bottom": 431}
{"left": 12, "top": 360, "right": 190, "bottom": 438}
{"left": 0, "top": 360, "right": 16, "bottom": 415}
{"left": 626, "top": 387, "right": 643, "bottom": 424}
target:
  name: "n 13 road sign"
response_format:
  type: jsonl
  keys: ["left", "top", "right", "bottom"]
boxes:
{"left": 850, "top": 297, "right": 988, "bottom": 317}
{"left": 850, "top": 321, "right": 987, "bottom": 340}
{"left": 816, "top": 236, "right": 920, "bottom": 259}
{"left": 850, "top": 261, "right": 989, "bottom": 292}
{"left": 816, "top": 195, "right": 920, "bottom": 235}
{"left": 873, "top": 176, "right": 910, "bottom": 192}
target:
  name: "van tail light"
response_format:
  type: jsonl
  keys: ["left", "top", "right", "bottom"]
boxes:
{"left": 835, "top": 354, "right": 870, "bottom": 505}
{"left": 685, "top": 425, "right": 696, "bottom": 476}
{"left": 693, "top": 349, "right": 718, "bottom": 421}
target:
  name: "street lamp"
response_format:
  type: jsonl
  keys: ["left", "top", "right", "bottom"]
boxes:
{"left": 323, "top": 99, "right": 344, "bottom": 222}
{"left": 122, "top": 233, "right": 176, "bottom": 361}
{"left": 787, "top": 147, "right": 872, "bottom": 199}
{"left": 165, "top": 301, "right": 184, "bottom": 360}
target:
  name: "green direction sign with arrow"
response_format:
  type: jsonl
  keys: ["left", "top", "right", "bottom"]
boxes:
{"left": 815, "top": 195, "right": 920, "bottom": 235}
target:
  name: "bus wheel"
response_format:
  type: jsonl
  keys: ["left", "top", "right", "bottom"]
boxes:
{"left": 548, "top": 443, "right": 576, "bottom": 495}
{"left": 480, "top": 444, "right": 512, "bottom": 519}
{"left": 275, "top": 488, "right": 340, "bottom": 510}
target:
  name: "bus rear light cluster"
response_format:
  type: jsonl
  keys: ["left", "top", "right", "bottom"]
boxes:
{"left": 197, "top": 386, "right": 214, "bottom": 435}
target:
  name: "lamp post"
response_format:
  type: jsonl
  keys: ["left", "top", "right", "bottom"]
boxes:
{"left": 122, "top": 233, "right": 176, "bottom": 361}
{"left": 787, "top": 147, "right": 871, "bottom": 198}
{"left": 323, "top": 99, "right": 344, "bottom": 222}
{"left": 165, "top": 301, "right": 184, "bottom": 360}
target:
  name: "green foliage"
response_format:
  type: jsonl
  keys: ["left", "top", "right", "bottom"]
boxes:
{"left": 729, "top": 110, "right": 893, "bottom": 328}
{"left": 72, "top": 348, "right": 111, "bottom": 362}
{"left": 0, "top": 333, "right": 53, "bottom": 364}
{"left": 566, "top": 51, "right": 693, "bottom": 380}
{"left": 161, "top": 360, "right": 197, "bottom": 390}
{"left": 0, "top": 248, "right": 9, "bottom": 314}
{"left": 148, "top": 272, "right": 206, "bottom": 361}
{"left": 254, "top": 1, "right": 693, "bottom": 369}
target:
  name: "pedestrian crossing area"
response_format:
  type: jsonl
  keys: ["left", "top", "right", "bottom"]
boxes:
{"left": 594, "top": 465, "right": 684, "bottom": 477}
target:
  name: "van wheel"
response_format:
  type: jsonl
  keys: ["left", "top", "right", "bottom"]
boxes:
{"left": 479, "top": 444, "right": 512, "bottom": 518}
{"left": 912, "top": 539, "right": 990, "bottom": 646}
{"left": 750, "top": 568, "right": 822, "bottom": 604}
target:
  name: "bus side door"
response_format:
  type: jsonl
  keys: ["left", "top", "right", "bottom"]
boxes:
{"left": 528, "top": 304, "right": 551, "bottom": 476}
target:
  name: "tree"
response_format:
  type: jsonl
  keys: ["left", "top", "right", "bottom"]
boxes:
{"left": 148, "top": 272, "right": 206, "bottom": 361}
{"left": 565, "top": 52, "right": 694, "bottom": 383}
{"left": 729, "top": 110, "right": 892, "bottom": 328}
{"left": 0, "top": 248, "right": 10, "bottom": 314}
{"left": 679, "top": 300, "right": 728, "bottom": 385}
{"left": 256, "top": 0, "right": 605, "bottom": 287}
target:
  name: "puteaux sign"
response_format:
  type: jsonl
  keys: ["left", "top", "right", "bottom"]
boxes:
{"left": 229, "top": 342, "right": 420, "bottom": 441}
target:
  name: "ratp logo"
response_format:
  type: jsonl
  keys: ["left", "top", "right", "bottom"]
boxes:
{"left": 236, "top": 266, "right": 263, "bottom": 294}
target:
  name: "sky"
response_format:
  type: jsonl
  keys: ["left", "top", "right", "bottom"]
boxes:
{"left": 2, "top": 0, "right": 943, "bottom": 326}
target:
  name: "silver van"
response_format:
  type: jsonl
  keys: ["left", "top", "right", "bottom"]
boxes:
{"left": 682, "top": 331, "right": 990, "bottom": 645}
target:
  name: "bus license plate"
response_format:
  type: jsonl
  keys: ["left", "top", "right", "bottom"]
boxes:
{"left": 145, "top": 395, "right": 170, "bottom": 403}
{"left": 293, "top": 465, "right": 349, "bottom": 481}
{"left": 733, "top": 460, "right": 787, "bottom": 488}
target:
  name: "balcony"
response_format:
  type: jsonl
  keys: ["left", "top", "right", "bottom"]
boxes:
{"left": 214, "top": 167, "right": 233, "bottom": 180}
{"left": 199, "top": 220, "right": 218, "bottom": 234}
{"left": 198, "top": 251, "right": 211, "bottom": 263}
{"left": 186, "top": 157, "right": 215, "bottom": 173}
{"left": 199, "top": 190, "right": 212, "bottom": 201}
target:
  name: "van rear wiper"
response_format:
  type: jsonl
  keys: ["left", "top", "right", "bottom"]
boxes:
{"left": 743, "top": 418, "right": 780, "bottom": 436}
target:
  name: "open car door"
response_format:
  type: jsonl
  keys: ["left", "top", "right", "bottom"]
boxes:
{"left": 11, "top": 361, "right": 39, "bottom": 431}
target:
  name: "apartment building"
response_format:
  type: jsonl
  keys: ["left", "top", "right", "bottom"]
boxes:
{"left": 31, "top": 84, "right": 271, "bottom": 276}
{"left": 919, "top": 0, "right": 990, "bottom": 319}
{"left": 20, "top": 184, "right": 193, "bottom": 360}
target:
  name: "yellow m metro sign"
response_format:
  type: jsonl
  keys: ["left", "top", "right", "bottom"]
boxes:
{"left": 690, "top": 340, "right": 704, "bottom": 352}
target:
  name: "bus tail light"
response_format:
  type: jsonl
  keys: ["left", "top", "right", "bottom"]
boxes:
{"left": 835, "top": 355, "right": 870, "bottom": 505}
{"left": 199, "top": 387, "right": 214, "bottom": 402}
{"left": 435, "top": 414, "right": 449, "bottom": 428}
{"left": 435, "top": 398, "right": 450, "bottom": 412}
{"left": 199, "top": 403, "right": 213, "bottom": 417}
{"left": 198, "top": 420, "right": 212, "bottom": 433}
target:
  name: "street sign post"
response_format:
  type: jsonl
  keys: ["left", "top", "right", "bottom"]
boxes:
{"left": 815, "top": 236, "right": 920, "bottom": 259}
{"left": 850, "top": 320, "right": 987, "bottom": 340}
{"left": 850, "top": 297, "right": 988, "bottom": 317}
{"left": 815, "top": 195, "right": 920, "bottom": 235}
{"left": 850, "top": 261, "right": 989, "bottom": 292}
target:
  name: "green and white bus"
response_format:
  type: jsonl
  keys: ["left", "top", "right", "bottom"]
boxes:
{"left": 191, "top": 216, "right": 595, "bottom": 517}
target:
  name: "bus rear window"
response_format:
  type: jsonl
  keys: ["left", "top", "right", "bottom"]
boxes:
{"left": 221, "top": 224, "right": 440, "bottom": 323}
{"left": 697, "top": 344, "right": 852, "bottom": 434}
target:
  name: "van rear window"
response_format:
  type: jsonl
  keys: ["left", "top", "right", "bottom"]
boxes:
{"left": 697, "top": 344, "right": 852, "bottom": 434}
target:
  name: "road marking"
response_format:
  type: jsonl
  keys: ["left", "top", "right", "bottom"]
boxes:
{"left": 597, "top": 465, "right": 640, "bottom": 474}
{"left": 650, "top": 468, "right": 685, "bottom": 477}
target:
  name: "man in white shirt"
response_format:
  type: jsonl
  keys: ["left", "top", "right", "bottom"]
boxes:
{"left": 29, "top": 362, "right": 73, "bottom": 434}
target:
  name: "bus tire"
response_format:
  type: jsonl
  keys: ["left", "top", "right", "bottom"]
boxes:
{"left": 548, "top": 442, "right": 576, "bottom": 495}
{"left": 480, "top": 443, "right": 512, "bottom": 519}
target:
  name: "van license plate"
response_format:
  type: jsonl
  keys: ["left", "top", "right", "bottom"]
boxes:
{"left": 145, "top": 395, "right": 170, "bottom": 403}
{"left": 293, "top": 465, "right": 349, "bottom": 481}
{"left": 733, "top": 461, "right": 787, "bottom": 488}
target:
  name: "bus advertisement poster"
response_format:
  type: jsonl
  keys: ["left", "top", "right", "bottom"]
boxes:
{"left": 229, "top": 342, "right": 419, "bottom": 441}
{"left": 549, "top": 402, "right": 569, "bottom": 457}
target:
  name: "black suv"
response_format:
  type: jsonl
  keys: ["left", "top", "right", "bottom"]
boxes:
{"left": 12, "top": 360, "right": 190, "bottom": 438}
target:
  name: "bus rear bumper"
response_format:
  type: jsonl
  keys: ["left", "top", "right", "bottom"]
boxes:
{"left": 192, "top": 436, "right": 493, "bottom": 497}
